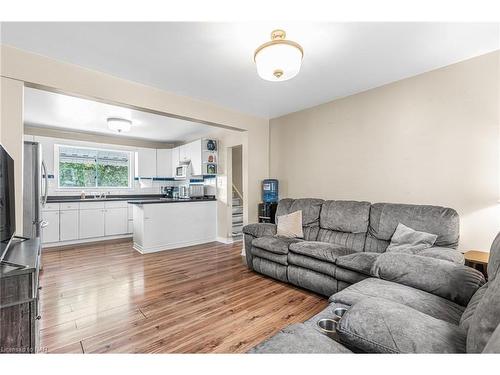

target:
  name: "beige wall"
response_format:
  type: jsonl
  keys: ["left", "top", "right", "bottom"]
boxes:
{"left": 1, "top": 77, "right": 24, "bottom": 232}
{"left": 1, "top": 45, "right": 270, "bottom": 233}
{"left": 270, "top": 51, "right": 500, "bottom": 252}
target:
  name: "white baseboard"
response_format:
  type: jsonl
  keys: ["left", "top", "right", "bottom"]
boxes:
{"left": 216, "top": 236, "right": 234, "bottom": 244}
{"left": 134, "top": 237, "right": 218, "bottom": 254}
{"left": 43, "top": 234, "right": 133, "bottom": 248}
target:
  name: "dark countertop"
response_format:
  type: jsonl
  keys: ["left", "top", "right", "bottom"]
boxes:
{"left": 128, "top": 197, "right": 217, "bottom": 205}
{"left": 47, "top": 194, "right": 165, "bottom": 203}
{"left": 0, "top": 237, "right": 41, "bottom": 278}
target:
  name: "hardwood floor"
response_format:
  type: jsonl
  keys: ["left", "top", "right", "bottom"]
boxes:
{"left": 39, "top": 239, "right": 327, "bottom": 353}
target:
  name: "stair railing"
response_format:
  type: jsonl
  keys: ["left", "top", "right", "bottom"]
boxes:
{"left": 232, "top": 184, "right": 243, "bottom": 201}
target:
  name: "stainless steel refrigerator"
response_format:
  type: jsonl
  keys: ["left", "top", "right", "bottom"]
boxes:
{"left": 23, "top": 141, "right": 48, "bottom": 239}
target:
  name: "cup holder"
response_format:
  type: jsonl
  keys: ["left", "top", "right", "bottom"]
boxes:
{"left": 317, "top": 318, "right": 339, "bottom": 339}
{"left": 334, "top": 307, "right": 348, "bottom": 319}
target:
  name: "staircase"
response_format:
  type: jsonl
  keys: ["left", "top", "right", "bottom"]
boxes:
{"left": 231, "top": 186, "right": 243, "bottom": 241}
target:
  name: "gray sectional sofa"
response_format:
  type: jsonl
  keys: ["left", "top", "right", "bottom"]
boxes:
{"left": 243, "top": 198, "right": 500, "bottom": 353}
{"left": 243, "top": 198, "right": 462, "bottom": 296}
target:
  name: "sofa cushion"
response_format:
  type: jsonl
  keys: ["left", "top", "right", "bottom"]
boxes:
{"left": 289, "top": 241, "right": 356, "bottom": 264}
{"left": 336, "top": 252, "right": 380, "bottom": 275}
{"left": 460, "top": 283, "right": 488, "bottom": 332}
{"left": 386, "top": 223, "right": 437, "bottom": 253}
{"left": 370, "top": 252, "right": 485, "bottom": 306}
{"left": 337, "top": 297, "right": 466, "bottom": 353}
{"left": 248, "top": 323, "right": 352, "bottom": 354}
{"left": 251, "top": 247, "right": 288, "bottom": 266}
{"left": 288, "top": 252, "right": 337, "bottom": 277}
{"left": 288, "top": 265, "right": 339, "bottom": 297}
{"left": 483, "top": 324, "right": 500, "bottom": 353}
{"left": 251, "top": 235, "right": 302, "bottom": 255}
{"left": 252, "top": 257, "right": 288, "bottom": 283}
{"left": 319, "top": 200, "right": 371, "bottom": 233}
{"left": 364, "top": 203, "right": 459, "bottom": 253}
{"left": 335, "top": 267, "right": 370, "bottom": 285}
{"left": 316, "top": 200, "right": 371, "bottom": 252}
{"left": 276, "top": 198, "right": 324, "bottom": 241}
{"left": 276, "top": 210, "right": 303, "bottom": 238}
{"left": 487, "top": 232, "right": 500, "bottom": 281}
{"left": 330, "top": 278, "right": 465, "bottom": 325}
{"left": 467, "top": 272, "right": 500, "bottom": 353}
{"left": 418, "top": 247, "right": 465, "bottom": 264}
{"left": 242, "top": 223, "right": 277, "bottom": 238}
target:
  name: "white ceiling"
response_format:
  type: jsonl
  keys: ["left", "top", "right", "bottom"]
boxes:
{"left": 2, "top": 22, "right": 499, "bottom": 118}
{"left": 23, "top": 87, "right": 218, "bottom": 143}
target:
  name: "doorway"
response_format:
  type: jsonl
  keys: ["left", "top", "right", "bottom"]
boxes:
{"left": 231, "top": 145, "right": 243, "bottom": 241}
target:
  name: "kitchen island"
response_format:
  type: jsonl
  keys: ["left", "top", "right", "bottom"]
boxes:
{"left": 128, "top": 198, "right": 217, "bottom": 254}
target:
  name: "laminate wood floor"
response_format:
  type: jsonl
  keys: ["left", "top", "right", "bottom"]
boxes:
{"left": 39, "top": 240, "right": 327, "bottom": 353}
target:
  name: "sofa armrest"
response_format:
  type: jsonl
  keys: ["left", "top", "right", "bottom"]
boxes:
{"left": 242, "top": 223, "right": 277, "bottom": 238}
{"left": 242, "top": 223, "right": 277, "bottom": 270}
{"left": 418, "top": 247, "right": 465, "bottom": 264}
{"left": 370, "top": 252, "right": 485, "bottom": 306}
{"left": 337, "top": 297, "right": 466, "bottom": 353}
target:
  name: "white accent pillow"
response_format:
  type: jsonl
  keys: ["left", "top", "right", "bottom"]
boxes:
{"left": 386, "top": 223, "right": 438, "bottom": 254}
{"left": 277, "top": 210, "right": 304, "bottom": 238}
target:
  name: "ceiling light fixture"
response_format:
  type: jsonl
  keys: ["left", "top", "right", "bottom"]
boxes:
{"left": 107, "top": 117, "right": 132, "bottom": 133}
{"left": 254, "top": 29, "right": 303, "bottom": 82}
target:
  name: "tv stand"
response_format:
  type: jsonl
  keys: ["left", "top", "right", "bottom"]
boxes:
{"left": 0, "top": 237, "right": 42, "bottom": 353}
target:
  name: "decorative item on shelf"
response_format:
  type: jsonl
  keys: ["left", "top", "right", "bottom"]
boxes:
{"left": 207, "top": 154, "right": 215, "bottom": 163}
{"left": 206, "top": 164, "right": 217, "bottom": 174}
{"left": 206, "top": 139, "right": 217, "bottom": 151}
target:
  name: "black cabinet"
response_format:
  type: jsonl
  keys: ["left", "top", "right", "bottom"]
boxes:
{"left": 0, "top": 238, "right": 42, "bottom": 353}
{"left": 258, "top": 203, "right": 278, "bottom": 224}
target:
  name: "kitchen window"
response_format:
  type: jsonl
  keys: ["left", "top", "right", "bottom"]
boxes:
{"left": 56, "top": 145, "right": 131, "bottom": 188}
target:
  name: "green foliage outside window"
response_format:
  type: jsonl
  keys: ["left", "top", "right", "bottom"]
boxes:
{"left": 58, "top": 147, "right": 130, "bottom": 188}
{"left": 97, "top": 164, "right": 129, "bottom": 187}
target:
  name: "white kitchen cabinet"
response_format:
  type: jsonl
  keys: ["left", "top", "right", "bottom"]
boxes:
{"left": 188, "top": 139, "right": 202, "bottom": 176}
{"left": 171, "top": 147, "right": 180, "bottom": 173}
{"left": 105, "top": 207, "right": 128, "bottom": 236}
{"left": 41, "top": 210, "right": 60, "bottom": 243}
{"left": 135, "top": 148, "right": 157, "bottom": 177}
{"left": 79, "top": 209, "right": 105, "bottom": 239}
{"left": 156, "top": 148, "right": 172, "bottom": 177}
{"left": 178, "top": 144, "right": 189, "bottom": 163}
{"left": 59, "top": 210, "right": 79, "bottom": 241}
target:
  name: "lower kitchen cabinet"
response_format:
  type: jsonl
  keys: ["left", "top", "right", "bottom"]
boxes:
{"left": 105, "top": 207, "right": 128, "bottom": 236}
{"left": 41, "top": 210, "right": 60, "bottom": 243}
{"left": 59, "top": 210, "right": 79, "bottom": 241}
{"left": 42, "top": 200, "right": 133, "bottom": 246}
{"left": 79, "top": 208, "right": 105, "bottom": 239}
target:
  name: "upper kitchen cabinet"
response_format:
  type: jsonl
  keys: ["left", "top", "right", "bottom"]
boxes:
{"left": 170, "top": 138, "right": 217, "bottom": 176}
{"left": 134, "top": 148, "right": 157, "bottom": 178}
{"left": 188, "top": 139, "right": 202, "bottom": 176}
{"left": 178, "top": 144, "right": 189, "bottom": 163}
{"left": 171, "top": 147, "right": 180, "bottom": 174}
{"left": 156, "top": 148, "right": 172, "bottom": 177}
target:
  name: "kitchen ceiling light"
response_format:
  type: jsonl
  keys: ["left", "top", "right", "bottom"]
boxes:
{"left": 254, "top": 29, "right": 303, "bottom": 82}
{"left": 107, "top": 117, "right": 132, "bottom": 133}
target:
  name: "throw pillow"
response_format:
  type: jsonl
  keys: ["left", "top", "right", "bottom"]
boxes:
{"left": 386, "top": 223, "right": 437, "bottom": 254}
{"left": 277, "top": 210, "right": 303, "bottom": 238}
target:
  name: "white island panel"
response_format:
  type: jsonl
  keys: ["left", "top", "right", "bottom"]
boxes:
{"left": 133, "top": 201, "right": 217, "bottom": 253}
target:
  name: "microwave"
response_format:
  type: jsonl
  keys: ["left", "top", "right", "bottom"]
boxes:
{"left": 174, "top": 164, "right": 190, "bottom": 180}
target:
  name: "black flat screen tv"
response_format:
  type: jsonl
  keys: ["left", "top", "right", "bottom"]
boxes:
{"left": 0, "top": 144, "right": 16, "bottom": 262}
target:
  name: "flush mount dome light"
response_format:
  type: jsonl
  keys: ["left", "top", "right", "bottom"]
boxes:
{"left": 107, "top": 117, "right": 132, "bottom": 133}
{"left": 254, "top": 29, "right": 303, "bottom": 82}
